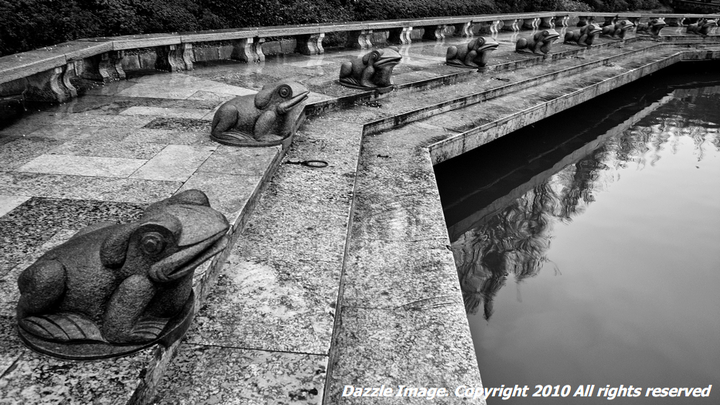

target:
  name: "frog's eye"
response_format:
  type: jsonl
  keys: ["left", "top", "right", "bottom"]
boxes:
{"left": 278, "top": 85, "right": 291, "bottom": 98}
{"left": 141, "top": 232, "right": 166, "bottom": 255}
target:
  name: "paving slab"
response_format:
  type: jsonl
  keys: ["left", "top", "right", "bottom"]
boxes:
{"left": 129, "top": 144, "right": 216, "bottom": 181}
{"left": 18, "top": 154, "right": 148, "bottom": 177}
{"left": 0, "top": 195, "right": 31, "bottom": 217}
{"left": 154, "top": 345, "right": 326, "bottom": 405}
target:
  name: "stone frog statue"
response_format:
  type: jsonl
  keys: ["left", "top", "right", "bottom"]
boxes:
{"left": 16, "top": 189, "right": 230, "bottom": 359}
{"left": 564, "top": 23, "right": 602, "bottom": 47}
{"left": 446, "top": 36, "right": 500, "bottom": 68}
{"left": 339, "top": 47, "right": 402, "bottom": 92}
{"left": 636, "top": 18, "right": 666, "bottom": 36}
{"left": 516, "top": 29, "right": 560, "bottom": 55}
{"left": 211, "top": 80, "right": 309, "bottom": 147}
{"left": 601, "top": 20, "right": 634, "bottom": 39}
{"left": 686, "top": 19, "right": 717, "bottom": 36}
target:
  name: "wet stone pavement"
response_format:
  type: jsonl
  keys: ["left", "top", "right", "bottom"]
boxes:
{"left": 1, "top": 27, "right": 718, "bottom": 404}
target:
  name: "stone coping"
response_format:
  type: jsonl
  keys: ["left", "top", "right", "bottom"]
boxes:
{"left": 427, "top": 46, "right": 720, "bottom": 164}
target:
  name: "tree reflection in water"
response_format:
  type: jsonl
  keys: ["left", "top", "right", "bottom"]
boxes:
{"left": 451, "top": 85, "right": 720, "bottom": 321}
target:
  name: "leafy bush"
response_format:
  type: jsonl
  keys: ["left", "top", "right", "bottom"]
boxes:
{"left": 559, "top": 0, "right": 593, "bottom": 11}
{"left": 1, "top": 0, "right": 102, "bottom": 55}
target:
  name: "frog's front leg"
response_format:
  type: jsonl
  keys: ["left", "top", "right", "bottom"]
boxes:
{"left": 102, "top": 274, "right": 162, "bottom": 343}
{"left": 360, "top": 66, "right": 376, "bottom": 88}
{"left": 253, "top": 110, "right": 284, "bottom": 143}
{"left": 464, "top": 50, "right": 479, "bottom": 67}
{"left": 533, "top": 40, "right": 543, "bottom": 54}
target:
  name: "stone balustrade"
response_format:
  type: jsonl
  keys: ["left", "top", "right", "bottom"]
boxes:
{"left": 2, "top": 11, "right": 719, "bottom": 104}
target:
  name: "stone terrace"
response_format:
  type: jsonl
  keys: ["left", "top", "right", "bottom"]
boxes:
{"left": 1, "top": 19, "right": 720, "bottom": 405}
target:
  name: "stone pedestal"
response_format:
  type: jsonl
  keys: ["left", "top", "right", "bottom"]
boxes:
{"left": 523, "top": 18, "right": 540, "bottom": 30}
{"left": 502, "top": 19, "right": 520, "bottom": 32}
{"left": 347, "top": 30, "right": 374, "bottom": 49}
{"left": 297, "top": 33, "right": 325, "bottom": 55}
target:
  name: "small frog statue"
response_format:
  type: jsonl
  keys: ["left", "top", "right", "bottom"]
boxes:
{"left": 446, "top": 37, "right": 500, "bottom": 68}
{"left": 601, "top": 20, "right": 634, "bottom": 39}
{"left": 16, "top": 189, "right": 230, "bottom": 359}
{"left": 564, "top": 23, "right": 602, "bottom": 47}
{"left": 211, "top": 80, "right": 309, "bottom": 147}
{"left": 686, "top": 19, "right": 717, "bottom": 36}
{"left": 338, "top": 47, "right": 402, "bottom": 92}
{"left": 516, "top": 29, "right": 560, "bottom": 55}
{"left": 635, "top": 18, "right": 666, "bottom": 37}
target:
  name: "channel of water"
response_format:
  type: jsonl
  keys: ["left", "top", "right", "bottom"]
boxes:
{"left": 436, "top": 61, "right": 720, "bottom": 405}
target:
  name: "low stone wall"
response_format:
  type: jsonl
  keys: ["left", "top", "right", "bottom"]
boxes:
{"left": 2, "top": 11, "right": 719, "bottom": 109}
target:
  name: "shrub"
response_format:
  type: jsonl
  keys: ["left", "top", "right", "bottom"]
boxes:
{"left": 1, "top": 0, "right": 102, "bottom": 55}
{"left": 352, "top": 0, "right": 497, "bottom": 20}
{"left": 559, "top": 0, "right": 593, "bottom": 11}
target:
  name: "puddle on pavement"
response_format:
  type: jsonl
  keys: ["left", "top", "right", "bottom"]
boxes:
{"left": 436, "top": 61, "right": 720, "bottom": 404}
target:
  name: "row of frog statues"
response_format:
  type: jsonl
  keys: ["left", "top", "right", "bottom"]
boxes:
{"left": 209, "top": 16, "right": 717, "bottom": 147}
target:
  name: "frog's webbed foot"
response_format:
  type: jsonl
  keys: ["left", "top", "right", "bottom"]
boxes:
{"left": 212, "top": 130, "right": 285, "bottom": 147}
{"left": 19, "top": 312, "right": 106, "bottom": 342}
{"left": 210, "top": 130, "right": 259, "bottom": 146}
{"left": 255, "top": 133, "right": 284, "bottom": 143}
{"left": 127, "top": 317, "right": 170, "bottom": 342}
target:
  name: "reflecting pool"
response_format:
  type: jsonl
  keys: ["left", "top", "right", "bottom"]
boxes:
{"left": 436, "top": 62, "right": 720, "bottom": 405}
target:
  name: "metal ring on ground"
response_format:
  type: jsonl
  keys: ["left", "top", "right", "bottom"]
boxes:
{"left": 285, "top": 160, "right": 329, "bottom": 168}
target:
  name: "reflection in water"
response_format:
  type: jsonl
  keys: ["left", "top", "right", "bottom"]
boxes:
{"left": 453, "top": 85, "right": 720, "bottom": 322}
{"left": 446, "top": 80, "right": 720, "bottom": 403}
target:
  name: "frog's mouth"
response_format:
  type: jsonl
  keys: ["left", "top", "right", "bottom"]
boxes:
{"left": 375, "top": 55, "right": 402, "bottom": 69}
{"left": 651, "top": 20, "right": 666, "bottom": 28}
{"left": 478, "top": 38, "right": 500, "bottom": 53}
{"left": 151, "top": 232, "right": 228, "bottom": 282}
{"left": 543, "top": 30, "right": 560, "bottom": 43}
{"left": 588, "top": 24, "right": 603, "bottom": 35}
{"left": 277, "top": 90, "right": 309, "bottom": 115}
{"left": 149, "top": 205, "right": 230, "bottom": 283}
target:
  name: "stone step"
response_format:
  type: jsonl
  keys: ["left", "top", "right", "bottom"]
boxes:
{"left": 362, "top": 43, "right": 669, "bottom": 135}
{"left": 427, "top": 46, "right": 717, "bottom": 163}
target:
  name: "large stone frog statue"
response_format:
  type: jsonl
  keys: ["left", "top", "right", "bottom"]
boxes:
{"left": 636, "top": 18, "right": 666, "bottom": 36}
{"left": 211, "top": 80, "right": 309, "bottom": 147}
{"left": 564, "top": 23, "right": 602, "bottom": 47}
{"left": 601, "top": 20, "right": 634, "bottom": 39}
{"left": 515, "top": 29, "right": 560, "bottom": 55}
{"left": 446, "top": 36, "right": 500, "bottom": 68}
{"left": 16, "top": 189, "right": 230, "bottom": 359}
{"left": 686, "top": 19, "right": 717, "bottom": 36}
{"left": 339, "top": 47, "right": 402, "bottom": 92}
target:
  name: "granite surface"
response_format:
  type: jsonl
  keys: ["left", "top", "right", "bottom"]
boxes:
{"left": 0, "top": 198, "right": 146, "bottom": 277}
{"left": 153, "top": 344, "right": 327, "bottom": 405}
{"left": 0, "top": 203, "right": 150, "bottom": 405}
{"left": 0, "top": 66, "right": 284, "bottom": 404}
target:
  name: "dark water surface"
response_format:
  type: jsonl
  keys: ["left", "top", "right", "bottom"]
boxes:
{"left": 435, "top": 62, "right": 720, "bottom": 405}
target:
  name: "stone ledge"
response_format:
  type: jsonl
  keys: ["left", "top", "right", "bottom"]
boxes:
{"left": 2, "top": 11, "right": 719, "bottom": 103}
{"left": 428, "top": 48, "right": 720, "bottom": 164}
